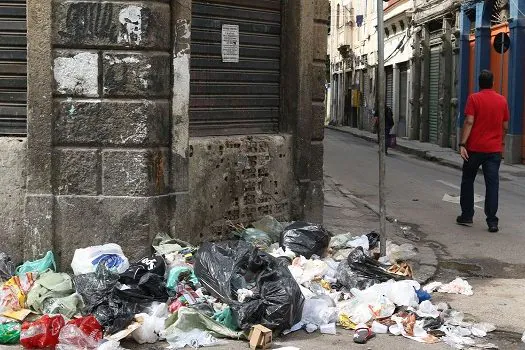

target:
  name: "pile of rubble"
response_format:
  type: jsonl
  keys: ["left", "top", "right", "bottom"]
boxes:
{"left": 0, "top": 216, "right": 499, "bottom": 349}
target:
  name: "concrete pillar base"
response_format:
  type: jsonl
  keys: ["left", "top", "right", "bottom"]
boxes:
{"left": 504, "top": 134, "right": 523, "bottom": 164}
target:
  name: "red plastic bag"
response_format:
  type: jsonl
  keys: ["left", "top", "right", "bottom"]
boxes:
{"left": 20, "top": 315, "right": 65, "bottom": 349}
{"left": 65, "top": 315, "right": 103, "bottom": 343}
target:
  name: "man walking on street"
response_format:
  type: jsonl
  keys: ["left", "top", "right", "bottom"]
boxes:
{"left": 457, "top": 70, "right": 509, "bottom": 233}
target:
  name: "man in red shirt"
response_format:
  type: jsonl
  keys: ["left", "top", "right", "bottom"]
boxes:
{"left": 457, "top": 70, "right": 509, "bottom": 232}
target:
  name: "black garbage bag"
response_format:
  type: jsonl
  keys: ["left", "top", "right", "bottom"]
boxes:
{"left": 279, "top": 222, "right": 331, "bottom": 259}
{"left": 0, "top": 252, "right": 15, "bottom": 282}
{"left": 366, "top": 231, "right": 380, "bottom": 250}
{"left": 119, "top": 255, "right": 166, "bottom": 285}
{"left": 336, "top": 247, "right": 405, "bottom": 290}
{"left": 74, "top": 265, "right": 136, "bottom": 334}
{"left": 194, "top": 241, "right": 304, "bottom": 331}
{"left": 115, "top": 272, "right": 169, "bottom": 304}
{"left": 116, "top": 255, "right": 169, "bottom": 304}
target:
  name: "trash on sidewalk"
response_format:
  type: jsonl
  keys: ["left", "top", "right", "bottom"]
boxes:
{"left": 249, "top": 324, "right": 272, "bottom": 350}
{"left": 424, "top": 278, "right": 474, "bottom": 296}
{"left": 336, "top": 247, "right": 405, "bottom": 290}
{"left": 0, "top": 217, "right": 496, "bottom": 350}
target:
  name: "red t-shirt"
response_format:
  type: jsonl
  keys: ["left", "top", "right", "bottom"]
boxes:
{"left": 464, "top": 89, "right": 509, "bottom": 153}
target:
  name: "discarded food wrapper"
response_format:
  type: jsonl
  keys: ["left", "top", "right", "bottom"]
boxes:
{"left": 0, "top": 273, "right": 37, "bottom": 311}
{"left": 20, "top": 314, "right": 65, "bottom": 349}
{"left": 249, "top": 324, "right": 272, "bottom": 350}
{"left": 1, "top": 308, "right": 33, "bottom": 322}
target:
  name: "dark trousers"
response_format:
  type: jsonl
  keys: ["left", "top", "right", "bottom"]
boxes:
{"left": 460, "top": 152, "right": 501, "bottom": 225}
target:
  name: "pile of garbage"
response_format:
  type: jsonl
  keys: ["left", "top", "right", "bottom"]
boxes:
{"left": 0, "top": 217, "right": 497, "bottom": 349}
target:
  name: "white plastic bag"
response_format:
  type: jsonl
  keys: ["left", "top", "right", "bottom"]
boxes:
{"left": 339, "top": 288, "right": 395, "bottom": 324}
{"left": 301, "top": 296, "right": 338, "bottom": 326}
{"left": 367, "top": 280, "right": 420, "bottom": 308}
{"left": 346, "top": 235, "right": 369, "bottom": 251}
{"left": 165, "top": 328, "right": 226, "bottom": 349}
{"left": 132, "top": 303, "right": 168, "bottom": 344}
{"left": 385, "top": 243, "right": 418, "bottom": 264}
{"left": 71, "top": 244, "right": 129, "bottom": 275}
{"left": 56, "top": 324, "right": 99, "bottom": 350}
{"left": 416, "top": 300, "right": 440, "bottom": 318}
{"left": 438, "top": 278, "right": 473, "bottom": 296}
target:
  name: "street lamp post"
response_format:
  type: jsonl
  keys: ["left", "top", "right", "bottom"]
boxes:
{"left": 377, "top": 0, "right": 387, "bottom": 257}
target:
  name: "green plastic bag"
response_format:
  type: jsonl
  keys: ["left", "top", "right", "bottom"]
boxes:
{"left": 16, "top": 251, "right": 56, "bottom": 276}
{"left": 0, "top": 322, "right": 21, "bottom": 345}
{"left": 167, "top": 266, "right": 199, "bottom": 290}
{"left": 213, "top": 307, "right": 238, "bottom": 331}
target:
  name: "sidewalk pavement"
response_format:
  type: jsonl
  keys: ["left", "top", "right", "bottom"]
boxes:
{"left": 327, "top": 125, "right": 525, "bottom": 181}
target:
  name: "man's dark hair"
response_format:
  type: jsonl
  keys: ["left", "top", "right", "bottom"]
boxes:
{"left": 479, "top": 70, "right": 494, "bottom": 89}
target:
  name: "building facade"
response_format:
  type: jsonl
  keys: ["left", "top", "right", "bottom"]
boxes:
{"left": 328, "top": 0, "right": 525, "bottom": 164}
{"left": 0, "top": 0, "right": 328, "bottom": 266}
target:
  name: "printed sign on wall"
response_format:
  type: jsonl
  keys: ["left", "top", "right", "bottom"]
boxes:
{"left": 222, "top": 24, "right": 239, "bottom": 63}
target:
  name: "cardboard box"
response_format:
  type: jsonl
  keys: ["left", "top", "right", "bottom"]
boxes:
{"left": 249, "top": 324, "right": 272, "bottom": 349}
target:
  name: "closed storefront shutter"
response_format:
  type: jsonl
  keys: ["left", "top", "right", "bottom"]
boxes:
{"left": 386, "top": 66, "right": 393, "bottom": 109}
{"left": 0, "top": 0, "right": 27, "bottom": 136}
{"left": 190, "top": 0, "right": 281, "bottom": 136}
{"left": 428, "top": 45, "right": 440, "bottom": 144}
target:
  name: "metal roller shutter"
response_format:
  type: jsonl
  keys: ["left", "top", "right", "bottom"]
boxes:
{"left": 428, "top": 46, "right": 440, "bottom": 144}
{"left": 0, "top": 0, "right": 26, "bottom": 136}
{"left": 386, "top": 66, "right": 393, "bottom": 108}
{"left": 190, "top": 0, "right": 281, "bottom": 136}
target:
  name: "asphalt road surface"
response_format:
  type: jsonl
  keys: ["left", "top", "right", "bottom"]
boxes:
{"left": 324, "top": 129, "right": 525, "bottom": 276}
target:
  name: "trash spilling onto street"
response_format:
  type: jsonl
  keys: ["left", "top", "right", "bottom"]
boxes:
{"left": 0, "top": 216, "right": 499, "bottom": 349}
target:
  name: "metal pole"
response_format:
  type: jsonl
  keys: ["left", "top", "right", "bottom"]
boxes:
{"left": 377, "top": 0, "right": 387, "bottom": 257}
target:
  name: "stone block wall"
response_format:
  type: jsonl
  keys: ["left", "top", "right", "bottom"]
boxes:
{"left": 21, "top": 0, "right": 327, "bottom": 266}
{"left": 25, "top": 0, "right": 176, "bottom": 268}
{"left": 0, "top": 139, "right": 26, "bottom": 264}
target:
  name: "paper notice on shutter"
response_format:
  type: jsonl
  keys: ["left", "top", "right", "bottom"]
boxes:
{"left": 222, "top": 24, "right": 239, "bottom": 63}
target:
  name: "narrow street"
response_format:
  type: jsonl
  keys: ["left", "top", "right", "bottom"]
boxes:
{"left": 324, "top": 129, "right": 525, "bottom": 270}
{"left": 325, "top": 129, "right": 525, "bottom": 343}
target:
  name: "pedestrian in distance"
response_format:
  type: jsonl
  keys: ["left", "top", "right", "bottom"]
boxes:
{"left": 373, "top": 105, "right": 395, "bottom": 155}
{"left": 456, "top": 70, "right": 509, "bottom": 233}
